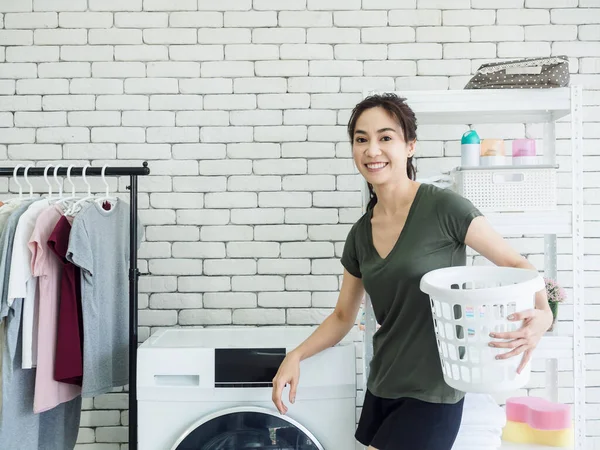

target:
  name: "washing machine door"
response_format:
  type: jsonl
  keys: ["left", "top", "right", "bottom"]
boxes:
{"left": 170, "top": 406, "right": 325, "bottom": 450}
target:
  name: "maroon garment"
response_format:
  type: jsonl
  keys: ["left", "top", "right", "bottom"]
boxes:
{"left": 48, "top": 215, "right": 84, "bottom": 386}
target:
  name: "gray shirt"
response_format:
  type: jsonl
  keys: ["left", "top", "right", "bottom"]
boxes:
{"left": 66, "top": 199, "right": 143, "bottom": 397}
{"left": 0, "top": 200, "right": 81, "bottom": 449}
{"left": 0, "top": 199, "right": 35, "bottom": 433}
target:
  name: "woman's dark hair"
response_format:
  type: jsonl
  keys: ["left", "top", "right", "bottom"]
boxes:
{"left": 347, "top": 93, "right": 417, "bottom": 210}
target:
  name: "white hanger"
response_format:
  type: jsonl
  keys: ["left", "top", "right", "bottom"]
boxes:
{"left": 14, "top": 164, "right": 24, "bottom": 199}
{"left": 48, "top": 164, "right": 63, "bottom": 204}
{"left": 43, "top": 165, "right": 53, "bottom": 199}
{"left": 23, "top": 165, "right": 35, "bottom": 198}
{"left": 82, "top": 165, "right": 91, "bottom": 198}
{"left": 53, "top": 164, "right": 63, "bottom": 199}
{"left": 65, "top": 165, "right": 93, "bottom": 216}
{"left": 55, "top": 165, "right": 78, "bottom": 207}
{"left": 7, "top": 164, "right": 24, "bottom": 203}
{"left": 66, "top": 165, "right": 76, "bottom": 197}
{"left": 94, "top": 164, "right": 119, "bottom": 210}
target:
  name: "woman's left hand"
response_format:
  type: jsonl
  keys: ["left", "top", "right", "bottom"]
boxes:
{"left": 488, "top": 308, "right": 554, "bottom": 374}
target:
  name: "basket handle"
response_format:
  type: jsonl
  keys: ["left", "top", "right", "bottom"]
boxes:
{"left": 491, "top": 172, "right": 525, "bottom": 184}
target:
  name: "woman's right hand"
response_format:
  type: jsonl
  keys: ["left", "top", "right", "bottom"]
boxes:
{"left": 271, "top": 352, "right": 301, "bottom": 415}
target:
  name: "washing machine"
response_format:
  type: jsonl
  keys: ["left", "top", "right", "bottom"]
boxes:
{"left": 137, "top": 326, "right": 357, "bottom": 450}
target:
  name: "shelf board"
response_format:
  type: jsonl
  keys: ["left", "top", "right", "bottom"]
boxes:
{"left": 534, "top": 335, "right": 572, "bottom": 360}
{"left": 484, "top": 210, "right": 571, "bottom": 235}
{"left": 486, "top": 335, "right": 572, "bottom": 361}
{"left": 366, "top": 88, "right": 572, "bottom": 125}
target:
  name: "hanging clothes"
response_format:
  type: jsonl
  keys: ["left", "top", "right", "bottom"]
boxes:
{"left": 7, "top": 199, "right": 50, "bottom": 369}
{"left": 0, "top": 297, "right": 81, "bottom": 450}
{"left": 28, "top": 203, "right": 81, "bottom": 413}
{"left": 66, "top": 198, "right": 142, "bottom": 397}
{"left": 48, "top": 213, "right": 84, "bottom": 386}
{"left": 0, "top": 198, "right": 35, "bottom": 414}
{"left": 0, "top": 199, "right": 81, "bottom": 450}
{"left": 0, "top": 201, "right": 21, "bottom": 230}
{"left": 0, "top": 295, "right": 40, "bottom": 448}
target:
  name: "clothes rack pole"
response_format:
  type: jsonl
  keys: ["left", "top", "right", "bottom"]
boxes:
{"left": 0, "top": 161, "right": 150, "bottom": 450}
{"left": 0, "top": 164, "right": 150, "bottom": 178}
{"left": 128, "top": 169, "right": 140, "bottom": 450}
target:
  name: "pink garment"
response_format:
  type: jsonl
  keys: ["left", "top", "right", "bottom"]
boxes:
{"left": 28, "top": 204, "right": 80, "bottom": 413}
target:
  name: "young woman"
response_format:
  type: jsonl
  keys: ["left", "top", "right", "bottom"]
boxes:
{"left": 271, "top": 93, "right": 553, "bottom": 450}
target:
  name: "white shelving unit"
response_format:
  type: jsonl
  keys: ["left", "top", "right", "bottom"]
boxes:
{"left": 360, "top": 86, "right": 585, "bottom": 450}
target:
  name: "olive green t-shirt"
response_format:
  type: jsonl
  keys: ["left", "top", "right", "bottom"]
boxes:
{"left": 341, "top": 183, "right": 483, "bottom": 404}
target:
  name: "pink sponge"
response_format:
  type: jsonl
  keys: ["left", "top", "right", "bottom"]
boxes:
{"left": 506, "top": 397, "right": 571, "bottom": 430}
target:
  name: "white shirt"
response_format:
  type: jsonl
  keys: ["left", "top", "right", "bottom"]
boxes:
{"left": 7, "top": 199, "right": 50, "bottom": 369}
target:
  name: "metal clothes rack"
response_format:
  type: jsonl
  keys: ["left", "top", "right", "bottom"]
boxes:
{"left": 0, "top": 161, "right": 150, "bottom": 450}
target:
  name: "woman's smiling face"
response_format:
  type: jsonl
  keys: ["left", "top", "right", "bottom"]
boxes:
{"left": 352, "top": 106, "right": 416, "bottom": 187}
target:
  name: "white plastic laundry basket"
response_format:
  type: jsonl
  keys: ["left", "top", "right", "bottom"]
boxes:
{"left": 420, "top": 266, "right": 544, "bottom": 394}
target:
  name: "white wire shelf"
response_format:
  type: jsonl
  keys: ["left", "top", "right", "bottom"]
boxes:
{"left": 485, "top": 210, "right": 572, "bottom": 236}
{"left": 534, "top": 335, "right": 573, "bottom": 360}
{"left": 369, "top": 88, "right": 572, "bottom": 125}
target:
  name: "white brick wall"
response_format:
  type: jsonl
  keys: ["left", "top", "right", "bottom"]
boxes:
{"left": 1, "top": 0, "right": 599, "bottom": 448}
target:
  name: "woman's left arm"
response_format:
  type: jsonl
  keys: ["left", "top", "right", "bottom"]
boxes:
{"left": 464, "top": 215, "right": 554, "bottom": 374}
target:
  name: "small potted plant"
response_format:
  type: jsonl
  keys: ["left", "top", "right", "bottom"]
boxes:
{"left": 545, "top": 277, "right": 566, "bottom": 331}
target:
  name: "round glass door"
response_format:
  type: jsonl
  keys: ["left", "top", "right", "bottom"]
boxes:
{"left": 171, "top": 406, "right": 325, "bottom": 450}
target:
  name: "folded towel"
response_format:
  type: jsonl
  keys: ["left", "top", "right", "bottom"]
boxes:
{"left": 457, "top": 426, "right": 502, "bottom": 436}
{"left": 457, "top": 425, "right": 502, "bottom": 433}
{"left": 460, "top": 414, "right": 505, "bottom": 428}
{"left": 463, "top": 393, "right": 504, "bottom": 414}
{"left": 454, "top": 431, "right": 502, "bottom": 442}
{"left": 460, "top": 393, "right": 506, "bottom": 428}
{"left": 452, "top": 394, "right": 505, "bottom": 450}
{"left": 453, "top": 434, "right": 502, "bottom": 448}
{"left": 452, "top": 446, "right": 499, "bottom": 450}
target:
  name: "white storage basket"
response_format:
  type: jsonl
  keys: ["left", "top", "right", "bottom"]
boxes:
{"left": 453, "top": 165, "right": 557, "bottom": 212}
{"left": 420, "top": 266, "right": 544, "bottom": 393}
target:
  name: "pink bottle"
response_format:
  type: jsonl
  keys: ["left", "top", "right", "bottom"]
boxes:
{"left": 512, "top": 139, "right": 537, "bottom": 165}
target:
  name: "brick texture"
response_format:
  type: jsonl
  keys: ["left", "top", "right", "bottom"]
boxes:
{"left": 0, "top": 1, "right": 598, "bottom": 449}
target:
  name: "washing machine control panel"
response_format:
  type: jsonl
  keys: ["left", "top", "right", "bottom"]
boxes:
{"left": 214, "top": 348, "right": 286, "bottom": 388}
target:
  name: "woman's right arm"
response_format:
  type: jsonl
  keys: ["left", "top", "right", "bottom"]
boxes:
{"left": 271, "top": 269, "right": 365, "bottom": 414}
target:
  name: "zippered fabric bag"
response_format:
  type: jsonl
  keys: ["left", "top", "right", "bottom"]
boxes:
{"left": 465, "top": 56, "right": 569, "bottom": 89}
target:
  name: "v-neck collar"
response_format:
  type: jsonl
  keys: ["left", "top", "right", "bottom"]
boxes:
{"left": 366, "top": 183, "right": 424, "bottom": 263}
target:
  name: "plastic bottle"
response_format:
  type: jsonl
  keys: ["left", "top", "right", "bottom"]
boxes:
{"left": 512, "top": 138, "right": 537, "bottom": 166}
{"left": 480, "top": 138, "right": 506, "bottom": 166}
{"left": 461, "top": 130, "right": 480, "bottom": 168}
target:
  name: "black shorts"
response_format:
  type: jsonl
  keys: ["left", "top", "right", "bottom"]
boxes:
{"left": 355, "top": 390, "right": 464, "bottom": 450}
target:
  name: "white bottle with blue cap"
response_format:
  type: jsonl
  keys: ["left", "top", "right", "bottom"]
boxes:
{"left": 461, "top": 130, "right": 480, "bottom": 167}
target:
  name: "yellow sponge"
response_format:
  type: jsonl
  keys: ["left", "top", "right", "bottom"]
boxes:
{"left": 502, "top": 420, "right": 573, "bottom": 447}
